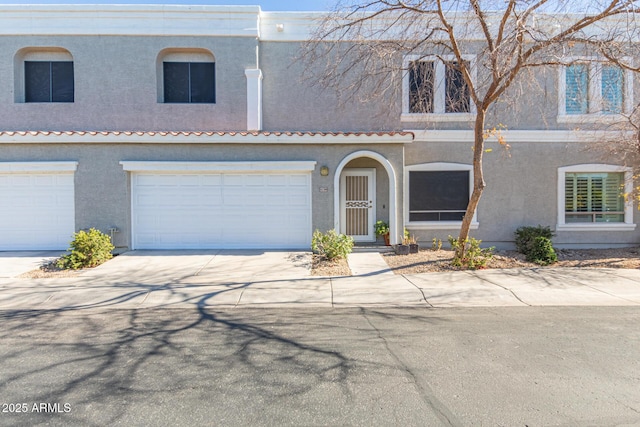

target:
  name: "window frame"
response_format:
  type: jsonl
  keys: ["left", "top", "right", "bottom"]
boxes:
{"left": 163, "top": 61, "right": 216, "bottom": 104}
{"left": 404, "top": 162, "right": 478, "bottom": 230}
{"left": 557, "top": 164, "right": 635, "bottom": 231}
{"left": 24, "top": 60, "right": 74, "bottom": 103}
{"left": 558, "top": 58, "right": 633, "bottom": 123}
{"left": 401, "top": 55, "right": 477, "bottom": 122}
{"left": 14, "top": 48, "right": 74, "bottom": 104}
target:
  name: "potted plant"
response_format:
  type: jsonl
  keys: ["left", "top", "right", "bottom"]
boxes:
{"left": 374, "top": 220, "right": 390, "bottom": 246}
{"left": 395, "top": 236, "right": 410, "bottom": 255}
{"left": 408, "top": 235, "right": 419, "bottom": 254}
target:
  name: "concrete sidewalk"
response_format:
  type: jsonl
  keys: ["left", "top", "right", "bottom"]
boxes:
{"left": 0, "top": 250, "right": 639, "bottom": 310}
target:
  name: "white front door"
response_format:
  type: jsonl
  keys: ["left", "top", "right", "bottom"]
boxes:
{"left": 340, "top": 168, "right": 375, "bottom": 242}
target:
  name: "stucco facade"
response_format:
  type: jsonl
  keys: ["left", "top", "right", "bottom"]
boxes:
{"left": 0, "top": 4, "right": 637, "bottom": 251}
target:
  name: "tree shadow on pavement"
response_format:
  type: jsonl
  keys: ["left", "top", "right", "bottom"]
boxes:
{"left": 0, "top": 303, "right": 446, "bottom": 426}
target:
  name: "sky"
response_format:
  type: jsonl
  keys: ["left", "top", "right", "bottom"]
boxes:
{"left": 0, "top": 0, "right": 334, "bottom": 11}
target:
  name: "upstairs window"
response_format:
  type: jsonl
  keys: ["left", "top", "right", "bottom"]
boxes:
{"left": 601, "top": 65, "right": 624, "bottom": 114}
{"left": 560, "top": 60, "right": 631, "bottom": 120}
{"left": 25, "top": 61, "right": 74, "bottom": 103}
{"left": 444, "top": 61, "right": 470, "bottom": 113}
{"left": 163, "top": 62, "right": 215, "bottom": 104}
{"left": 403, "top": 55, "right": 475, "bottom": 121}
{"left": 409, "top": 61, "right": 434, "bottom": 113}
{"left": 565, "top": 64, "right": 589, "bottom": 114}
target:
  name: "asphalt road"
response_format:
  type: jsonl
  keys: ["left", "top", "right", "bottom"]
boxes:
{"left": 0, "top": 306, "right": 639, "bottom": 426}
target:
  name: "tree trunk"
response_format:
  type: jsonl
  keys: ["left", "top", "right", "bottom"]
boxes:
{"left": 456, "top": 109, "right": 487, "bottom": 260}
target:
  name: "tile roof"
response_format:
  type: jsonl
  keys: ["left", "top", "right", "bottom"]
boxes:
{"left": 0, "top": 130, "right": 414, "bottom": 144}
{"left": 0, "top": 130, "right": 413, "bottom": 138}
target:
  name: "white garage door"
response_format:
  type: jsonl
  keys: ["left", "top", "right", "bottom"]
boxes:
{"left": 130, "top": 166, "right": 314, "bottom": 249}
{"left": 0, "top": 163, "right": 76, "bottom": 251}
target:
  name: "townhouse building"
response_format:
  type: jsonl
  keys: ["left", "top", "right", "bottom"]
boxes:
{"left": 0, "top": 5, "right": 636, "bottom": 251}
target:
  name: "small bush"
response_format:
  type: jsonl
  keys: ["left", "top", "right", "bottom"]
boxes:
{"left": 515, "top": 225, "right": 554, "bottom": 254}
{"left": 527, "top": 236, "right": 558, "bottom": 265}
{"left": 311, "top": 229, "right": 354, "bottom": 261}
{"left": 374, "top": 220, "right": 389, "bottom": 236}
{"left": 57, "top": 228, "right": 114, "bottom": 270}
{"left": 515, "top": 225, "right": 557, "bottom": 265}
{"left": 448, "top": 235, "right": 495, "bottom": 270}
{"left": 431, "top": 238, "right": 442, "bottom": 251}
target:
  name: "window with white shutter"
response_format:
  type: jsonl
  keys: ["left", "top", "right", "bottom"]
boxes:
{"left": 557, "top": 165, "right": 634, "bottom": 231}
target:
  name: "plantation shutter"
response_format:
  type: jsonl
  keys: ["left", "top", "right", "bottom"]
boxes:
{"left": 603, "top": 173, "right": 623, "bottom": 212}
{"left": 565, "top": 64, "right": 588, "bottom": 114}
{"left": 602, "top": 65, "right": 623, "bottom": 114}
{"left": 565, "top": 172, "right": 624, "bottom": 222}
{"left": 590, "top": 176, "right": 604, "bottom": 212}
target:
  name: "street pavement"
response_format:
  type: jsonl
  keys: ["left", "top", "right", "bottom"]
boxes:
{"left": 0, "top": 249, "right": 639, "bottom": 310}
{"left": 1, "top": 306, "right": 639, "bottom": 426}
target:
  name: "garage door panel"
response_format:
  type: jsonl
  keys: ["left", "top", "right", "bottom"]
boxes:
{"left": 132, "top": 171, "right": 311, "bottom": 249}
{"left": 0, "top": 172, "right": 75, "bottom": 250}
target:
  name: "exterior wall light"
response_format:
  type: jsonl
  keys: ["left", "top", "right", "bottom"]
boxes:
{"left": 320, "top": 166, "right": 329, "bottom": 176}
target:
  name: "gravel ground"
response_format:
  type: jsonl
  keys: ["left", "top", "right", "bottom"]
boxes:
{"left": 18, "top": 261, "right": 85, "bottom": 278}
{"left": 311, "top": 255, "right": 351, "bottom": 276}
{"left": 311, "top": 247, "right": 640, "bottom": 276}
{"left": 383, "top": 247, "right": 640, "bottom": 274}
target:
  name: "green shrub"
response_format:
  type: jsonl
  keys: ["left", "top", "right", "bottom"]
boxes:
{"left": 515, "top": 225, "right": 554, "bottom": 254}
{"left": 57, "top": 228, "right": 114, "bottom": 270}
{"left": 448, "top": 235, "right": 495, "bottom": 270}
{"left": 374, "top": 220, "right": 389, "bottom": 236}
{"left": 311, "top": 229, "right": 354, "bottom": 260}
{"left": 514, "top": 225, "right": 557, "bottom": 265}
{"left": 527, "top": 236, "right": 558, "bottom": 265}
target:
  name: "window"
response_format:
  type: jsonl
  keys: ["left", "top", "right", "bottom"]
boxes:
{"left": 408, "top": 61, "right": 434, "bottom": 113}
{"left": 403, "top": 55, "right": 475, "bottom": 121}
{"left": 557, "top": 165, "right": 635, "bottom": 231}
{"left": 405, "top": 163, "right": 478, "bottom": 229}
{"left": 559, "top": 60, "right": 631, "bottom": 121}
{"left": 565, "top": 172, "right": 624, "bottom": 223}
{"left": 163, "top": 62, "right": 215, "bottom": 103}
{"left": 409, "top": 171, "right": 469, "bottom": 221}
{"left": 24, "top": 61, "right": 74, "bottom": 103}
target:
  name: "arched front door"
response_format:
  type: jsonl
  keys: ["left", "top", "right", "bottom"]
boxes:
{"left": 340, "top": 168, "right": 376, "bottom": 242}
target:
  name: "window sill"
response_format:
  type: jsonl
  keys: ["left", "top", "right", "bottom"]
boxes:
{"left": 556, "top": 223, "right": 636, "bottom": 232}
{"left": 401, "top": 113, "right": 474, "bottom": 123}
{"left": 557, "top": 114, "right": 626, "bottom": 124}
{"left": 406, "top": 221, "right": 479, "bottom": 230}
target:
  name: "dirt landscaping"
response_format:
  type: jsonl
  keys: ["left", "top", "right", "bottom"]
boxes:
{"left": 18, "top": 261, "right": 85, "bottom": 278}
{"left": 311, "top": 255, "right": 351, "bottom": 276}
{"left": 312, "top": 247, "right": 640, "bottom": 276}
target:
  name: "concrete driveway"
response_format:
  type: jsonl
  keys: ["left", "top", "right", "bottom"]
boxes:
{"left": 0, "top": 251, "right": 60, "bottom": 278}
{"left": 81, "top": 250, "right": 313, "bottom": 283}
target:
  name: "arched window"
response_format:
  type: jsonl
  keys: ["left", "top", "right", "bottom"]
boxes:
{"left": 14, "top": 47, "right": 74, "bottom": 103}
{"left": 157, "top": 48, "right": 215, "bottom": 104}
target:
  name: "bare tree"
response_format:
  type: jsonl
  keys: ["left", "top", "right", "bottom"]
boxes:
{"left": 303, "top": 0, "right": 640, "bottom": 259}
